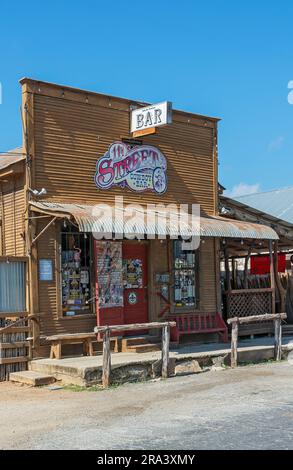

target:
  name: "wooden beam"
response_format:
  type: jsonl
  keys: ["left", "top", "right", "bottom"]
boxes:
{"left": 274, "top": 318, "right": 282, "bottom": 361}
{"left": 230, "top": 321, "right": 239, "bottom": 368}
{"left": 227, "top": 313, "right": 286, "bottom": 325}
{"left": 94, "top": 321, "right": 176, "bottom": 334}
{"left": 269, "top": 240, "right": 276, "bottom": 314}
{"left": 161, "top": 324, "right": 170, "bottom": 379}
{"left": 102, "top": 328, "right": 111, "bottom": 388}
{"left": 32, "top": 216, "right": 57, "bottom": 244}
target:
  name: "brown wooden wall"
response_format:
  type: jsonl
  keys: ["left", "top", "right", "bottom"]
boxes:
{"left": 36, "top": 224, "right": 217, "bottom": 341}
{"left": 0, "top": 173, "right": 25, "bottom": 256}
{"left": 22, "top": 80, "right": 218, "bottom": 216}
{"left": 18, "top": 79, "right": 220, "bottom": 350}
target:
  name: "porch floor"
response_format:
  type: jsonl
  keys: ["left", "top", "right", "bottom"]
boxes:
{"left": 29, "top": 335, "right": 293, "bottom": 387}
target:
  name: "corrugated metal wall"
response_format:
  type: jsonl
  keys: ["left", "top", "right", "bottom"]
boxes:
{"left": 0, "top": 175, "right": 25, "bottom": 256}
{"left": 33, "top": 94, "right": 216, "bottom": 215}
{"left": 22, "top": 82, "right": 219, "bottom": 347}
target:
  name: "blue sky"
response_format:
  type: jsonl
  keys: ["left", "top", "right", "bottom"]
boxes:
{"left": 1, "top": 0, "right": 293, "bottom": 196}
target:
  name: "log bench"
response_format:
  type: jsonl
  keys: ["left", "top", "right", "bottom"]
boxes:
{"left": 46, "top": 333, "right": 97, "bottom": 359}
{"left": 168, "top": 312, "right": 228, "bottom": 344}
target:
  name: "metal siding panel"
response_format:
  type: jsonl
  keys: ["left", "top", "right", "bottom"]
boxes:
{"left": 33, "top": 94, "right": 216, "bottom": 215}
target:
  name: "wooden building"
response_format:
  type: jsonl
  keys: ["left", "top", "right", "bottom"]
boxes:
{"left": 0, "top": 79, "right": 279, "bottom": 359}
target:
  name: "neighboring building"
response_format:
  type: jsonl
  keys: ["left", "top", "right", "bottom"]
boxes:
{"left": 235, "top": 187, "right": 293, "bottom": 225}
{"left": 0, "top": 79, "right": 278, "bottom": 359}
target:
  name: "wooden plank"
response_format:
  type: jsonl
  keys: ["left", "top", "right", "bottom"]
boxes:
{"left": 0, "top": 326, "right": 30, "bottom": 334}
{"left": 102, "top": 328, "right": 111, "bottom": 388}
{"left": 0, "top": 312, "right": 29, "bottom": 319}
{"left": 0, "top": 356, "right": 28, "bottom": 365}
{"left": 46, "top": 332, "right": 96, "bottom": 341}
{"left": 94, "top": 321, "right": 176, "bottom": 334}
{"left": 227, "top": 313, "right": 287, "bottom": 325}
{"left": 231, "top": 321, "right": 238, "bottom": 368}
{"left": 0, "top": 341, "right": 29, "bottom": 349}
{"left": 132, "top": 127, "right": 156, "bottom": 138}
{"left": 161, "top": 325, "right": 170, "bottom": 379}
{"left": 226, "top": 288, "right": 273, "bottom": 295}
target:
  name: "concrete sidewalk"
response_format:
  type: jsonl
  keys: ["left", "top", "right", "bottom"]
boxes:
{"left": 29, "top": 335, "right": 293, "bottom": 386}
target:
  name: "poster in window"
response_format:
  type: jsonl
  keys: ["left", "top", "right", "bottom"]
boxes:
{"left": 96, "top": 241, "right": 123, "bottom": 308}
{"left": 123, "top": 259, "right": 143, "bottom": 288}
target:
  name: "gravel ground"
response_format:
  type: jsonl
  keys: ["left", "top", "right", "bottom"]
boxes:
{"left": 1, "top": 361, "right": 293, "bottom": 450}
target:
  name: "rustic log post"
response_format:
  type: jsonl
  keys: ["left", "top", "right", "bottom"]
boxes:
{"left": 274, "top": 241, "right": 286, "bottom": 314}
{"left": 244, "top": 247, "right": 252, "bottom": 289}
{"left": 102, "top": 327, "right": 111, "bottom": 388}
{"left": 274, "top": 317, "right": 282, "bottom": 361}
{"left": 223, "top": 245, "right": 231, "bottom": 291}
{"left": 231, "top": 320, "right": 239, "bottom": 368}
{"left": 269, "top": 240, "right": 276, "bottom": 314}
{"left": 161, "top": 324, "right": 170, "bottom": 379}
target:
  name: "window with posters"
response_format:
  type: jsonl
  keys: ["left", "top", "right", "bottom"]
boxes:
{"left": 60, "top": 229, "right": 93, "bottom": 317}
{"left": 173, "top": 240, "right": 199, "bottom": 309}
{"left": 95, "top": 241, "right": 124, "bottom": 308}
{"left": 123, "top": 258, "right": 143, "bottom": 289}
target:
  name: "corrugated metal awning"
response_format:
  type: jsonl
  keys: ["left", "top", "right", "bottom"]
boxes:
{"left": 30, "top": 201, "right": 278, "bottom": 240}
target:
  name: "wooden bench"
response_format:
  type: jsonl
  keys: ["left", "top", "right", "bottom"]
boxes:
{"left": 168, "top": 312, "right": 228, "bottom": 344}
{"left": 46, "top": 333, "right": 97, "bottom": 359}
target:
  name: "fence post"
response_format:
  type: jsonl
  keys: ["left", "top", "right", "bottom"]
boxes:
{"left": 274, "top": 317, "right": 282, "bottom": 361}
{"left": 161, "top": 324, "right": 170, "bottom": 379}
{"left": 231, "top": 320, "right": 239, "bottom": 368}
{"left": 102, "top": 327, "right": 111, "bottom": 388}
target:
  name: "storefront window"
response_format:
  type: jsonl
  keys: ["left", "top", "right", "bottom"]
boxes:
{"left": 61, "top": 230, "right": 93, "bottom": 316}
{"left": 173, "top": 240, "right": 198, "bottom": 308}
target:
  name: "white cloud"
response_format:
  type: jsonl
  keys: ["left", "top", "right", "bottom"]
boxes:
{"left": 224, "top": 182, "right": 261, "bottom": 198}
{"left": 268, "top": 136, "right": 284, "bottom": 152}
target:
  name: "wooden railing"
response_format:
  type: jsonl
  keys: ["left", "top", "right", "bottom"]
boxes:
{"left": 94, "top": 321, "right": 176, "bottom": 388}
{"left": 226, "top": 288, "right": 273, "bottom": 318}
{"left": 227, "top": 313, "right": 287, "bottom": 368}
{"left": 0, "top": 312, "right": 30, "bottom": 381}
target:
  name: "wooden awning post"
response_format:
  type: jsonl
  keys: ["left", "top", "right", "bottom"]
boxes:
{"left": 269, "top": 240, "right": 276, "bottom": 314}
{"left": 161, "top": 324, "right": 170, "bottom": 379}
{"left": 274, "top": 318, "right": 282, "bottom": 361}
{"left": 102, "top": 327, "right": 111, "bottom": 388}
{"left": 274, "top": 241, "right": 286, "bottom": 314}
{"left": 230, "top": 320, "right": 239, "bottom": 368}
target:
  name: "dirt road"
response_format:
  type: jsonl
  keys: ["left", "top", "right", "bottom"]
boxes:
{"left": 1, "top": 362, "right": 293, "bottom": 450}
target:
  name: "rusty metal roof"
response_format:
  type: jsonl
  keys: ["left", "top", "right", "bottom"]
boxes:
{"left": 30, "top": 201, "right": 278, "bottom": 240}
{"left": 0, "top": 147, "right": 25, "bottom": 171}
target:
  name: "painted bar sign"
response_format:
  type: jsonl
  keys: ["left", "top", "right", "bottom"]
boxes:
{"left": 94, "top": 141, "right": 167, "bottom": 194}
{"left": 131, "top": 101, "right": 172, "bottom": 134}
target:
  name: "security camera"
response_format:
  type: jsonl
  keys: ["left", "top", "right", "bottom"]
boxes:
{"left": 29, "top": 187, "right": 47, "bottom": 197}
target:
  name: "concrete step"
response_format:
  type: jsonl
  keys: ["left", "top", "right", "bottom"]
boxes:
{"left": 9, "top": 370, "right": 56, "bottom": 387}
{"left": 126, "top": 343, "right": 161, "bottom": 353}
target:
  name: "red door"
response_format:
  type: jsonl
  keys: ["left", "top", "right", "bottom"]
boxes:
{"left": 95, "top": 240, "right": 148, "bottom": 332}
{"left": 123, "top": 242, "right": 148, "bottom": 325}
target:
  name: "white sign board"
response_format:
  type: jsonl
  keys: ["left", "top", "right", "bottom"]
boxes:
{"left": 131, "top": 101, "right": 172, "bottom": 133}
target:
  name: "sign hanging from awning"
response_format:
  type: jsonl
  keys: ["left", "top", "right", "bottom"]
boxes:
{"left": 130, "top": 101, "right": 172, "bottom": 134}
{"left": 94, "top": 141, "right": 167, "bottom": 194}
